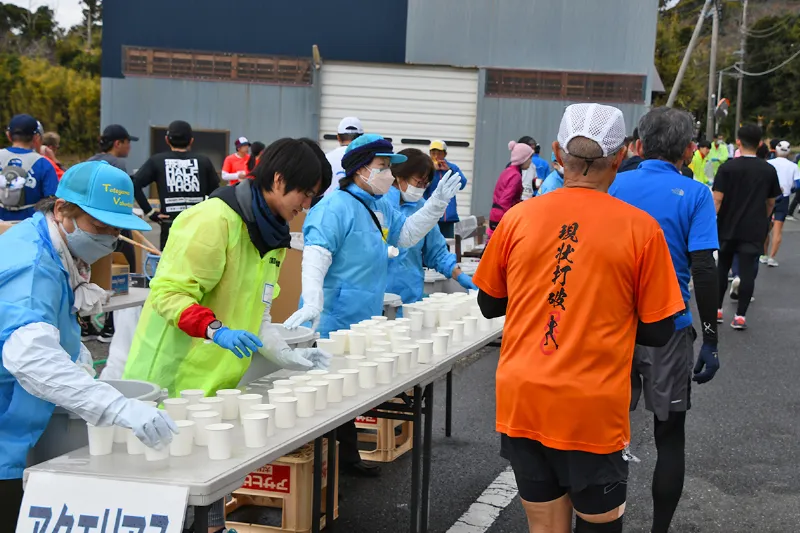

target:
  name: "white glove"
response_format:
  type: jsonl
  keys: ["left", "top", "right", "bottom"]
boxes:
{"left": 429, "top": 170, "right": 461, "bottom": 206}
{"left": 397, "top": 171, "right": 463, "bottom": 248}
{"left": 284, "top": 245, "right": 332, "bottom": 331}
{"left": 114, "top": 399, "right": 178, "bottom": 449}
{"left": 77, "top": 343, "right": 96, "bottom": 378}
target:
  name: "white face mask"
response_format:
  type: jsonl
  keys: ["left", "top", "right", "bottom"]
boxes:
{"left": 400, "top": 184, "right": 425, "bottom": 203}
{"left": 359, "top": 167, "right": 394, "bottom": 195}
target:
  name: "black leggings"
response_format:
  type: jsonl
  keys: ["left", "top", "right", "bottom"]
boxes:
{"left": 651, "top": 411, "right": 686, "bottom": 533}
{"left": 717, "top": 248, "right": 758, "bottom": 316}
{"left": 0, "top": 478, "right": 24, "bottom": 531}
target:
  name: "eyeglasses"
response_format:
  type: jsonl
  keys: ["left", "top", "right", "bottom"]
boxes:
{"left": 407, "top": 176, "right": 429, "bottom": 188}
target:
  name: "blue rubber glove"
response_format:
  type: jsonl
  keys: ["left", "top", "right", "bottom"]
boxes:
{"left": 693, "top": 341, "right": 719, "bottom": 384}
{"left": 457, "top": 272, "right": 478, "bottom": 291}
{"left": 213, "top": 327, "right": 263, "bottom": 359}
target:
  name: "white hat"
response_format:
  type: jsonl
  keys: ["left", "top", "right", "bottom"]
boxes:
{"left": 337, "top": 117, "right": 364, "bottom": 135}
{"left": 235, "top": 136, "right": 250, "bottom": 148}
{"left": 558, "top": 103, "right": 626, "bottom": 157}
{"left": 776, "top": 140, "right": 791, "bottom": 155}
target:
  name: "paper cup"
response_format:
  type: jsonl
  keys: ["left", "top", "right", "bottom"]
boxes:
{"left": 389, "top": 326, "right": 410, "bottom": 339}
{"left": 365, "top": 348, "right": 386, "bottom": 359}
{"left": 191, "top": 410, "right": 222, "bottom": 446}
{"left": 323, "top": 374, "right": 345, "bottom": 403}
{"left": 206, "top": 423, "right": 234, "bottom": 460}
{"left": 368, "top": 332, "right": 389, "bottom": 348}
{"left": 392, "top": 335, "right": 412, "bottom": 352}
{"left": 186, "top": 404, "right": 212, "bottom": 418}
{"left": 273, "top": 379, "right": 295, "bottom": 389}
{"left": 395, "top": 350, "right": 412, "bottom": 374}
{"left": 170, "top": 420, "right": 195, "bottom": 457}
{"left": 251, "top": 404, "right": 277, "bottom": 437}
{"left": 162, "top": 398, "right": 190, "bottom": 421}
{"left": 316, "top": 338, "right": 338, "bottom": 355}
{"left": 307, "top": 369, "right": 330, "bottom": 377}
{"left": 140, "top": 400, "right": 157, "bottom": 407}
{"left": 437, "top": 326, "right": 454, "bottom": 339}
{"left": 237, "top": 393, "right": 263, "bottom": 421}
{"left": 242, "top": 414, "right": 270, "bottom": 448}
{"left": 371, "top": 315, "right": 388, "bottom": 322}
{"left": 432, "top": 333, "right": 449, "bottom": 356}
{"left": 126, "top": 428, "right": 146, "bottom": 455}
{"left": 346, "top": 355, "right": 366, "bottom": 369}
{"left": 113, "top": 425, "right": 128, "bottom": 444}
{"left": 478, "top": 314, "right": 492, "bottom": 332}
{"left": 179, "top": 389, "right": 205, "bottom": 405}
{"left": 358, "top": 362, "right": 378, "bottom": 389}
{"left": 450, "top": 321, "right": 464, "bottom": 343}
{"left": 384, "top": 353, "right": 400, "bottom": 377}
{"left": 371, "top": 340, "right": 393, "bottom": 352}
{"left": 294, "top": 386, "right": 317, "bottom": 417}
{"left": 417, "top": 339, "right": 434, "bottom": 363}
{"left": 267, "top": 388, "right": 293, "bottom": 405}
{"left": 359, "top": 319, "right": 379, "bottom": 327}
{"left": 437, "top": 307, "right": 454, "bottom": 327}
{"left": 462, "top": 316, "right": 478, "bottom": 339}
{"left": 339, "top": 369, "right": 359, "bottom": 396}
{"left": 408, "top": 312, "right": 424, "bottom": 331}
{"left": 374, "top": 357, "right": 393, "bottom": 384}
{"left": 215, "top": 389, "right": 242, "bottom": 420}
{"left": 349, "top": 324, "right": 368, "bottom": 336}
{"left": 394, "top": 317, "right": 411, "bottom": 325}
{"left": 494, "top": 316, "right": 506, "bottom": 328}
{"left": 87, "top": 424, "right": 114, "bottom": 456}
{"left": 144, "top": 443, "right": 170, "bottom": 462}
{"left": 308, "top": 380, "right": 329, "bottom": 410}
{"left": 402, "top": 344, "right": 420, "bottom": 367}
{"left": 348, "top": 332, "right": 367, "bottom": 355}
{"left": 422, "top": 308, "right": 438, "bottom": 328}
{"left": 289, "top": 375, "right": 313, "bottom": 386}
{"left": 273, "top": 397, "right": 298, "bottom": 428}
{"left": 198, "top": 396, "right": 226, "bottom": 415}
{"left": 432, "top": 292, "right": 447, "bottom": 299}
{"left": 327, "top": 332, "right": 348, "bottom": 355}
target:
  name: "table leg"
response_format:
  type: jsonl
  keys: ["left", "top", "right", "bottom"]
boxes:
{"left": 421, "top": 383, "right": 434, "bottom": 533}
{"left": 193, "top": 504, "right": 209, "bottom": 532}
{"left": 326, "top": 429, "right": 337, "bottom": 531}
{"left": 312, "top": 436, "right": 324, "bottom": 533}
{"left": 445, "top": 370, "right": 453, "bottom": 438}
{"left": 410, "top": 384, "right": 423, "bottom": 533}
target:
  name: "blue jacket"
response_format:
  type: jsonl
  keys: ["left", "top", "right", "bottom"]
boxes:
{"left": 537, "top": 170, "right": 564, "bottom": 196}
{"left": 531, "top": 154, "right": 550, "bottom": 185}
{"left": 385, "top": 187, "right": 457, "bottom": 305}
{"left": 0, "top": 213, "right": 80, "bottom": 479}
{"left": 0, "top": 147, "right": 59, "bottom": 221}
{"left": 304, "top": 183, "right": 407, "bottom": 338}
{"left": 424, "top": 160, "right": 467, "bottom": 223}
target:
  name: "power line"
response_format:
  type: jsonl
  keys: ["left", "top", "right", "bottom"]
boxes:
{"left": 742, "top": 20, "right": 790, "bottom": 38}
{"left": 734, "top": 47, "right": 800, "bottom": 76}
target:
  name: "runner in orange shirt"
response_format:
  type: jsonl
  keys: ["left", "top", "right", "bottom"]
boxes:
{"left": 222, "top": 136, "right": 251, "bottom": 185}
{"left": 473, "top": 103, "right": 684, "bottom": 533}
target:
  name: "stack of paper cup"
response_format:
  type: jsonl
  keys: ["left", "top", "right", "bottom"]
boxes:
{"left": 206, "top": 423, "right": 234, "bottom": 460}
{"left": 87, "top": 424, "right": 114, "bottom": 456}
{"left": 170, "top": 420, "right": 195, "bottom": 457}
{"left": 215, "top": 389, "right": 242, "bottom": 420}
{"left": 339, "top": 369, "right": 359, "bottom": 396}
{"left": 250, "top": 404, "right": 276, "bottom": 436}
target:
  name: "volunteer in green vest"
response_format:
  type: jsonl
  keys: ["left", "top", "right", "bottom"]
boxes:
{"left": 124, "top": 138, "right": 333, "bottom": 397}
{"left": 709, "top": 134, "right": 729, "bottom": 178}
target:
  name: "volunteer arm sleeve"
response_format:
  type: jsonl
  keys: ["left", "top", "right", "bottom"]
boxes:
{"left": 221, "top": 157, "right": 240, "bottom": 182}
{"left": 422, "top": 228, "right": 457, "bottom": 279}
{"left": 2, "top": 322, "right": 127, "bottom": 426}
{"left": 690, "top": 250, "right": 718, "bottom": 343}
{"left": 397, "top": 172, "right": 461, "bottom": 248}
{"left": 132, "top": 159, "right": 158, "bottom": 213}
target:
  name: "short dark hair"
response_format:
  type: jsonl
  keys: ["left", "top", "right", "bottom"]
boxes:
{"left": 169, "top": 137, "right": 191, "bottom": 149}
{"left": 697, "top": 139, "right": 712, "bottom": 149}
{"left": 769, "top": 138, "right": 780, "bottom": 150}
{"left": 737, "top": 124, "right": 762, "bottom": 150}
{"left": 338, "top": 132, "right": 361, "bottom": 144}
{"left": 252, "top": 138, "right": 326, "bottom": 196}
{"left": 392, "top": 148, "right": 434, "bottom": 184}
{"left": 247, "top": 141, "right": 266, "bottom": 172}
{"left": 517, "top": 135, "right": 535, "bottom": 146}
{"left": 11, "top": 133, "right": 33, "bottom": 143}
{"left": 298, "top": 137, "right": 331, "bottom": 195}
{"left": 756, "top": 143, "right": 770, "bottom": 159}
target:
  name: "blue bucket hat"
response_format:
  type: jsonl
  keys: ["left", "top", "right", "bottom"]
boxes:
{"left": 56, "top": 161, "right": 151, "bottom": 231}
{"left": 342, "top": 134, "right": 407, "bottom": 177}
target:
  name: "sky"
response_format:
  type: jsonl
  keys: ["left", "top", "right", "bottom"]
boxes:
{"left": 6, "top": 0, "right": 84, "bottom": 30}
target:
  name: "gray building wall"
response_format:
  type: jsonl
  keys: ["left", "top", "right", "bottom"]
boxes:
{"left": 407, "top": 0, "right": 658, "bottom": 75}
{"left": 101, "top": 76, "right": 320, "bottom": 171}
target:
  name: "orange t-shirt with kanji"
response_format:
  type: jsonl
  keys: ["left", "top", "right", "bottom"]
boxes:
{"left": 473, "top": 187, "right": 684, "bottom": 455}
{"left": 222, "top": 153, "right": 250, "bottom": 186}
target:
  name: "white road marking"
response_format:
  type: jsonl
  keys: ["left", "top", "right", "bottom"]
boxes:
{"left": 446, "top": 467, "right": 518, "bottom": 533}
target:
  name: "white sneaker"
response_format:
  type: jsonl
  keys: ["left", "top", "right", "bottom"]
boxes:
{"left": 730, "top": 276, "right": 740, "bottom": 299}
{"left": 767, "top": 257, "right": 779, "bottom": 267}
{"left": 787, "top": 215, "right": 796, "bottom": 221}
{"left": 759, "top": 255, "right": 769, "bottom": 264}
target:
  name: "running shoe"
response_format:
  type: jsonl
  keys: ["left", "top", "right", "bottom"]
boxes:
{"left": 731, "top": 315, "right": 747, "bottom": 330}
{"left": 79, "top": 317, "right": 101, "bottom": 341}
{"left": 729, "top": 276, "right": 740, "bottom": 300}
{"left": 787, "top": 215, "right": 796, "bottom": 221}
{"left": 98, "top": 322, "right": 114, "bottom": 343}
{"left": 717, "top": 309, "right": 723, "bottom": 324}
{"left": 767, "top": 257, "right": 779, "bottom": 267}
{"left": 759, "top": 255, "right": 769, "bottom": 264}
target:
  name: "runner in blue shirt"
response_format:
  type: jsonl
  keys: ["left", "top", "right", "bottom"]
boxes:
{"left": 609, "top": 107, "right": 720, "bottom": 533}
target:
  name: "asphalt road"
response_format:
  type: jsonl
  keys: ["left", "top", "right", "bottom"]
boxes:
{"left": 85, "top": 223, "right": 800, "bottom": 532}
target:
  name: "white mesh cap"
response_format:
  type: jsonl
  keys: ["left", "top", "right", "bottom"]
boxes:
{"left": 557, "top": 103, "right": 627, "bottom": 157}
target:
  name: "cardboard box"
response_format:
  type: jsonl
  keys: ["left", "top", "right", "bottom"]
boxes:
{"left": 271, "top": 212, "right": 305, "bottom": 324}
{"left": 91, "top": 252, "right": 130, "bottom": 295}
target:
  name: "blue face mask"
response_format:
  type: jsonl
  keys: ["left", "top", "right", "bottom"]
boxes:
{"left": 61, "top": 219, "right": 118, "bottom": 264}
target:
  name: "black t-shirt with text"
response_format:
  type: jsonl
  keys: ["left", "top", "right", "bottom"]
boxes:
{"left": 712, "top": 156, "right": 781, "bottom": 245}
{"left": 133, "top": 151, "right": 220, "bottom": 219}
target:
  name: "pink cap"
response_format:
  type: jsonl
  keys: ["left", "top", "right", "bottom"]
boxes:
{"left": 508, "top": 141, "right": 534, "bottom": 166}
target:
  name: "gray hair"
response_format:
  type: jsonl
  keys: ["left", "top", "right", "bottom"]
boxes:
{"left": 638, "top": 107, "right": 694, "bottom": 164}
{"left": 558, "top": 137, "right": 618, "bottom": 175}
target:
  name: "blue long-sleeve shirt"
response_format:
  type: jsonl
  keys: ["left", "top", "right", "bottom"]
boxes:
{"left": 424, "top": 160, "right": 467, "bottom": 223}
{"left": 0, "top": 147, "right": 59, "bottom": 220}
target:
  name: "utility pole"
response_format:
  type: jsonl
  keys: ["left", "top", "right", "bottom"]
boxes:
{"left": 706, "top": 1, "right": 719, "bottom": 141}
{"left": 735, "top": 0, "right": 749, "bottom": 128}
{"left": 667, "top": 0, "right": 712, "bottom": 107}
{"left": 86, "top": 9, "right": 92, "bottom": 48}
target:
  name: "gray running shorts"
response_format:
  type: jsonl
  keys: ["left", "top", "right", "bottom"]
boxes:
{"left": 630, "top": 326, "right": 695, "bottom": 422}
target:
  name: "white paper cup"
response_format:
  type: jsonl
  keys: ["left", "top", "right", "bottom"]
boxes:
{"left": 395, "top": 350, "right": 412, "bottom": 374}
{"left": 215, "top": 389, "right": 242, "bottom": 420}
{"left": 308, "top": 380, "right": 329, "bottom": 410}
{"left": 437, "top": 326, "right": 455, "bottom": 339}
{"left": 478, "top": 314, "right": 492, "bottom": 332}
{"left": 339, "top": 369, "right": 359, "bottom": 396}
{"left": 307, "top": 369, "right": 329, "bottom": 377}
{"left": 170, "top": 420, "right": 195, "bottom": 457}
{"left": 368, "top": 332, "right": 389, "bottom": 348}
{"left": 191, "top": 410, "right": 222, "bottom": 446}
{"left": 267, "top": 387, "right": 293, "bottom": 405}
{"left": 162, "top": 398, "right": 190, "bottom": 421}
{"left": 392, "top": 335, "right": 412, "bottom": 352}
{"left": 422, "top": 308, "right": 438, "bottom": 328}
{"left": 140, "top": 400, "right": 157, "bottom": 407}
{"left": 432, "top": 292, "right": 447, "bottom": 299}
{"left": 144, "top": 443, "right": 170, "bottom": 462}
{"left": 251, "top": 404, "right": 277, "bottom": 436}
{"left": 206, "top": 423, "right": 234, "bottom": 460}
{"left": 438, "top": 307, "right": 454, "bottom": 327}
{"left": 493, "top": 316, "right": 506, "bottom": 328}
{"left": 408, "top": 312, "right": 424, "bottom": 331}
{"left": 273, "top": 397, "right": 298, "bottom": 428}
{"left": 113, "top": 425, "right": 128, "bottom": 444}
{"left": 294, "top": 386, "right": 317, "bottom": 417}
{"left": 346, "top": 355, "right": 366, "bottom": 369}
{"left": 273, "top": 379, "right": 295, "bottom": 389}
{"left": 371, "top": 315, "right": 388, "bottom": 322}
{"left": 179, "top": 389, "right": 205, "bottom": 405}
{"left": 372, "top": 340, "right": 393, "bottom": 353}
{"left": 384, "top": 353, "right": 400, "bottom": 377}
{"left": 289, "top": 375, "right": 313, "bottom": 386}
{"left": 417, "top": 339, "right": 434, "bottom": 363}
{"left": 359, "top": 319, "right": 379, "bottom": 327}
{"left": 394, "top": 317, "right": 411, "bottom": 324}
{"left": 126, "top": 428, "right": 146, "bottom": 455}
{"left": 349, "top": 324, "right": 368, "bottom": 336}
{"left": 432, "top": 333, "right": 449, "bottom": 356}
{"left": 185, "top": 404, "right": 212, "bottom": 418}
{"left": 198, "top": 396, "right": 226, "bottom": 415}
{"left": 389, "top": 326, "right": 410, "bottom": 339}
{"left": 450, "top": 321, "right": 464, "bottom": 343}
{"left": 462, "top": 316, "right": 478, "bottom": 339}
{"left": 402, "top": 344, "right": 420, "bottom": 367}
{"left": 348, "top": 332, "right": 366, "bottom": 355}
{"left": 365, "top": 348, "right": 386, "bottom": 359}
{"left": 242, "top": 414, "right": 270, "bottom": 448}
{"left": 323, "top": 374, "right": 345, "bottom": 403}
{"left": 237, "top": 393, "right": 264, "bottom": 421}
{"left": 358, "top": 362, "right": 378, "bottom": 389}
{"left": 316, "top": 338, "right": 337, "bottom": 355}
{"left": 374, "top": 357, "right": 393, "bottom": 384}
{"left": 330, "top": 330, "right": 350, "bottom": 352}
{"left": 87, "top": 424, "right": 114, "bottom": 456}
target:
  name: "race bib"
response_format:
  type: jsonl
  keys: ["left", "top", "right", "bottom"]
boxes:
{"left": 262, "top": 283, "right": 275, "bottom": 311}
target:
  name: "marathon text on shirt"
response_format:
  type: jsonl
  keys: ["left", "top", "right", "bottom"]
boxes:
{"left": 543, "top": 222, "right": 580, "bottom": 354}
{"left": 164, "top": 158, "right": 200, "bottom": 193}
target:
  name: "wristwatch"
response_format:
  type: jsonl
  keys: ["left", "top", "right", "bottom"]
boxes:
{"left": 206, "top": 320, "right": 223, "bottom": 340}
